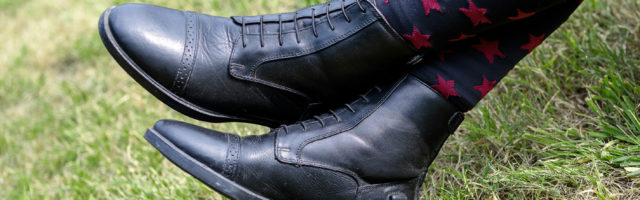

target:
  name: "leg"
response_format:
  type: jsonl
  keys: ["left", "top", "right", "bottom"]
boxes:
{"left": 375, "top": 0, "right": 576, "bottom": 52}
{"left": 406, "top": 0, "right": 583, "bottom": 110}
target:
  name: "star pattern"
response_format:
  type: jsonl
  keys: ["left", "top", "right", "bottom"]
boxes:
{"left": 508, "top": 8, "right": 536, "bottom": 20}
{"left": 403, "top": 26, "right": 432, "bottom": 49}
{"left": 521, "top": 33, "right": 545, "bottom": 53}
{"left": 381, "top": 0, "right": 580, "bottom": 110}
{"left": 448, "top": 33, "right": 476, "bottom": 42}
{"left": 437, "top": 49, "right": 455, "bottom": 62}
{"left": 431, "top": 74, "right": 460, "bottom": 99}
{"left": 421, "top": 0, "right": 442, "bottom": 16}
{"left": 472, "top": 38, "right": 505, "bottom": 63}
{"left": 459, "top": 0, "right": 491, "bottom": 26}
{"left": 473, "top": 76, "right": 496, "bottom": 98}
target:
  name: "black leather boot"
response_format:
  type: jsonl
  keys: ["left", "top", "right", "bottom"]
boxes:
{"left": 144, "top": 74, "right": 465, "bottom": 200}
{"left": 99, "top": 0, "right": 420, "bottom": 127}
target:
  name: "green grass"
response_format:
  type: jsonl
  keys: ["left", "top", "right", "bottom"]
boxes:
{"left": 0, "top": 0, "right": 638, "bottom": 199}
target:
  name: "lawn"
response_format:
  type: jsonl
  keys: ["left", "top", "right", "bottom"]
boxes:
{"left": 0, "top": 0, "right": 638, "bottom": 199}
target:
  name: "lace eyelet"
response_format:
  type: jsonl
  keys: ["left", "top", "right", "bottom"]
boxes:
{"left": 360, "top": 94, "right": 369, "bottom": 103}
{"left": 312, "top": 8, "right": 318, "bottom": 38}
{"left": 294, "top": 12, "right": 300, "bottom": 44}
{"left": 300, "top": 122, "right": 307, "bottom": 131}
{"left": 356, "top": 0, "right": 366, "bottom": 13}
{"left": 374, "top": 86, "right": 382, "bottom": 92}
{"left": 326, "top": 4, "right": 335, "bottom": 31}
{"left": 314, "top": 116, "right": 325, "bottom": 127}
{"left": 241, "top": 16, "right": 247, "bottom": 48}
{"left": 278, "top": 14, "right": 283, "bottom": 46}
{"left": 259, "top": 15, "right": 264, "bottom": 48}
{"left": 341, "top": 0, "right": 351, "bottom": 23}
{"left": 345, "top": 104, "right": 356, "bottom": 113}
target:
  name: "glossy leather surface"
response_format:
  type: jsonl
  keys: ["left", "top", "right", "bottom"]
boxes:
{"left": 102, "top": 0, "right": 417, "bottom": 126}
{"left": 151, "top": 74, "right": 465, "bottom": 199}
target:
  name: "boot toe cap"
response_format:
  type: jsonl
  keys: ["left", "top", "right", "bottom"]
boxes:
{"left": 152, "top": 120, "right": 231, "bottom": 174}
{"left": 106, "top": 3, "right": 187, "bottom": 87}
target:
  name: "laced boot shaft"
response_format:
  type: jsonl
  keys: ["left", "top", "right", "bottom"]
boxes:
{"left": 100, "top": 0, "right": 417, "bottom": 127}
{"left": 279, "top": 85, "right": 383, "bottom": 133}
{"left": 239, "top": 0, "right": 368, "bottom": 47}
{"left": 273, "top": 75, "right": 464, "bottom": 183}
{"left": 145, "top": 74, "right": 465, "bottom": 199}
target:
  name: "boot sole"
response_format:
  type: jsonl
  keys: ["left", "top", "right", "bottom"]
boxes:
{"left": 144, "top": 128, "right": 268, "bottom": 200}
{"left": 145, "top": 127, "right": 429, "bottom": 200}
{"left": 98, "top": 6, "right": 273, "bottom": 126}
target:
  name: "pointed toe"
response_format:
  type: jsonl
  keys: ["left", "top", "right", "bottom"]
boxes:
{"left": 144, "top": 74, "right": 464, "bottom": 200}
{"left": 99, "top": 1, "right": 420, "bottom": 126}
{"left": 151, "top": 120, "right": 230, "bottom": 174}
{"left": 104, "top": 3, "right": 187, "bottom": 87}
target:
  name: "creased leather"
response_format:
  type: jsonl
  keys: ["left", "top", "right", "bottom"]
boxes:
{"left": 151, "top": 73, "right": 464, "bottom": 199}
{"left": 105, "top": 0, "right": 416, "bottom": 126}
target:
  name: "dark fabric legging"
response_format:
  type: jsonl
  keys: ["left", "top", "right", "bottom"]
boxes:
{"left": 374, "top": 0, "right": 583, "bottom": 111}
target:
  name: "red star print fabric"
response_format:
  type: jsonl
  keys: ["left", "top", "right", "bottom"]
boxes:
{"left": 376, "top": 0, "right": 575, "bottom": 52}
{"left": 375, "top": 0, "right": 583, "bottom": 111}
{"left": 521, "top": 34, "right": 546, "bottom": 53}
{"left": 459, "top": 0, "right": 492, "bottom": 27}
{"left": 431, "top": 74, "right": 460, "bottom": 99}
{"left": 473, "top": 76, "right": 496, "bottom": 98}
{"left": 472, "top": 38, "right": 505, "bottom": 63}
{"left": 508, "top": 9, "right": 537, "bottom": 20}
{"left": 403, "top": 26, "right": 432, "bottom": 49}
{"left": 421, "top": 0, "right": 443, "bottom": 16}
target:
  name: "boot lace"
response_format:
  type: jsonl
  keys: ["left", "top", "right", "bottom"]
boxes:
{"left": 241, "top": 0, "right": 366, "bottom": 48}
{"left": 280, "top": 85, "right": 382, "bottom": 134}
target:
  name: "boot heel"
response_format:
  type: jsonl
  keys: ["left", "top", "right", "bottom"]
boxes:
{"left": 357, "top": 176, "right": 423, "bottom": 200}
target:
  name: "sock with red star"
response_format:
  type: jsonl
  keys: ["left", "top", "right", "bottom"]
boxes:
{"left": 373, "top": 0, "right": 571, "bottom": 52}
{"left": 406, "top": 0, "right": 582, "bottom": 111}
